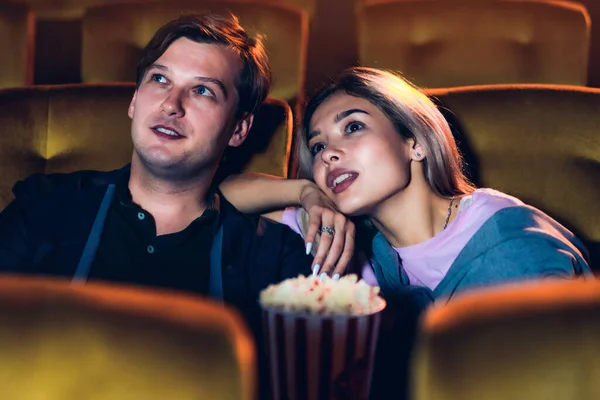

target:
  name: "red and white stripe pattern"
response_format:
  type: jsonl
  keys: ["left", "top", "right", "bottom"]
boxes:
{"left": 263, "top": 308, "right": 383, "bottom": 400}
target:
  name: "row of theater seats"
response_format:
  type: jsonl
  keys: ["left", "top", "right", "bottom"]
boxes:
{"left": 0, "top": 83, "right": 294, "bottom": 208}
{"left": 0, "top": 258, "right": 598, "bottom": 398}
{"left": 0, "top": 83, "right": 598, "bottom": 267}
{"left": 0, "top": 0, "right": 596, "bottom": 100}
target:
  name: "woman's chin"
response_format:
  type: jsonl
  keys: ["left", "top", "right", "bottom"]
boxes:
{"left": 336, "top": 199, "right": 372, "bottom": 218}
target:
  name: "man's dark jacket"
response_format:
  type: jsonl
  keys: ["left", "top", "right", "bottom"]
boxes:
{"left": 0, "top": 165, "right": 312, "bottom": 396}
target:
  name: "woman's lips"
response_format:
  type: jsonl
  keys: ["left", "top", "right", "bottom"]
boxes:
{"left": 331, "top": 173, "right": 358, "bottom": 194}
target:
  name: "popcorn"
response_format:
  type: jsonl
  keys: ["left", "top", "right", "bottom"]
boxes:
{"left": 259, "top": 274, "right": 385, "bottom": 316}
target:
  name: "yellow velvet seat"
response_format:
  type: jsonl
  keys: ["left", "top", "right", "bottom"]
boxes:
{"left": 567, "top": 0, "right": 600, "bottom": 87}
{"left": 413, "top": 278, "right": 600, "bottom": 400}
{"left": 0, "top": 83, "right": 293, "bottom": 209}
{"left": 6, "top": 0, "right": 314, "bottom": 19}
{"left": 0, "top": 2, "right": 34, "bottom": 89}
{"left": 0, "top": 274, "right": 255, "bottom": 400}
{"left": 422, "top": 84, "right": 600, "bottom": 267}
{"left": 358, "top": 0, "right": 590, "bottom": 88}
{"left": 81, "top": 0, "right": 308, "bottom": 106}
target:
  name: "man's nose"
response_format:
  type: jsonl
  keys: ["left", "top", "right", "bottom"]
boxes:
{"left": 160, "top": 91, "right": 185, "bottom": 117}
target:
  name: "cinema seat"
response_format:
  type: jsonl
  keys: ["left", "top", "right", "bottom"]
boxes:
{"left": 0, "top": 83, "right": 293, "bottom": 209}
{"left": 81, "top": 0, "right": 308, "bottom": 107}
{"left": 0, "top": 275, "right": 255, "bottom": 400}
{"left": 358, "top": 0, "right": 590, "bottom": 88}
{"left": 0, "top": 2, "right": 34, "bottom": 88}
{"left": 413, "top": 278, "right": 600, "bottom": 400}
{"left": 423, "top": 83, "right": 600, "bottom": 267}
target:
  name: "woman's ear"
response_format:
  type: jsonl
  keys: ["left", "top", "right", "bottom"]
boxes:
{"left": 409, "top": 140, "right": 425, "bottom": 161}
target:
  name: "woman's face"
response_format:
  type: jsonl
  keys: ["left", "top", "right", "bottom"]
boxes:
{"left": 307, "top": 92, "right": 415, "bottom": 216}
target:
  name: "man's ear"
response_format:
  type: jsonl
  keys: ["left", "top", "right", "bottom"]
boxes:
{"left": 128, "top": 90, "right": 138, "bottom": 119}
{"left": 229, "top": 113, "right": 254, "bottom": 147}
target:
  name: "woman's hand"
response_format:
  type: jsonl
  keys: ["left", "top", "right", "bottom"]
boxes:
{"left": 299, "top": 183, "right": 355, "bottom": 278}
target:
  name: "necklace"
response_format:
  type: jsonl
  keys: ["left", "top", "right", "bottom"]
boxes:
{"left": 443, "top": 197, "right": 455, "bottom": 230}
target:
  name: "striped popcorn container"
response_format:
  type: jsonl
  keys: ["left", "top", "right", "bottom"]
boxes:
{"left": 262, "top": 302, "right": 386, "bottom": 400}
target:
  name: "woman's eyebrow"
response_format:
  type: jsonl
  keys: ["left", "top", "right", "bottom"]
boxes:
{"left": 307, "top": 109, "right": 370, "bottom": 140}
{"left": 334, "top": 109, "right": 369, "bottom": 123}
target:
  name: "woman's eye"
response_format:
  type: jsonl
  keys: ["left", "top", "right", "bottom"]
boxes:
{"left": 151, "top": 74, "right": 167, "bottom": 84}
{"left": 345, "top": 121, "right": 364, "bottom": 133}
{"left": 310, "top": 143, "right": 326, "bottom": 156}
{"left": 195, "top": 86, "right": 214, "bottom": 97}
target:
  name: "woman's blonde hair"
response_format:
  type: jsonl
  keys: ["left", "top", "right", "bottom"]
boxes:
{"left": 297, "top": 67, "right": 475, "bottom": 197}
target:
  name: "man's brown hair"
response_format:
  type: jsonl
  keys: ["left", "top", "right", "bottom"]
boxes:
{"left": 136, "top": 13, "right": 272, "bottom": 118}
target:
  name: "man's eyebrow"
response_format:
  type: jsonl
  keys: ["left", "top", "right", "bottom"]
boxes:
{"left": 307, "top": 129, "right": 320, "bottom": 141}
{"left": 148, "top": 63, "right": 167, "bottom": 71}
{"left": 334, "top": 109, "right": 370, "bottom": 123}
{"left": 194, "top": 76, "right": 228, "bottom": 99}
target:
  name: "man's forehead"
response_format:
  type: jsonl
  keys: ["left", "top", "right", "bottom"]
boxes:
{"left": 157, "top": 38, "right": 242, "bottom": 77}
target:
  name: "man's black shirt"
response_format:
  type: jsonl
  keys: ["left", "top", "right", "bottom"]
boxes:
{"left": 90, "top": 168, "right": 219, "bottom": 295}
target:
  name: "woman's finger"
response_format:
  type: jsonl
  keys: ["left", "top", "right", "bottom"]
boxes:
{"left": 320, "top": 213, "right": 348, "bottom": 274}
{"left": 304, "top": 207, "right": 323, "bottom": 255}
{"left": 311, "top": 212, "right": 335, "bottom": 276}
{"left": 332, "top": 222, "right": 356, "bottom": 277}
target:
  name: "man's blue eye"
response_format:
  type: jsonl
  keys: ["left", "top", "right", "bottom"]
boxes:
{"left": 195, "top": 86, "right": 213, "bottom": 97}
{"left": 152, "top": 74, "right": 167, "bottom": 83}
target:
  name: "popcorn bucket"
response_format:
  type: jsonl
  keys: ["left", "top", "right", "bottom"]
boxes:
{"left": 262, "top": 301, "right": 386, "bottom": 400}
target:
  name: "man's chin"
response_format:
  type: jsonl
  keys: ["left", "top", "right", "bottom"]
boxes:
{"left": 134, "top": 152, "right": 179, "bottom": 170}
{"left": 134, "top": 152, "right": 216, "bottom": 182}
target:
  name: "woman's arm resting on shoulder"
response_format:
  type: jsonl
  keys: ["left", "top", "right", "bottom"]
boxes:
{"left": 219, "top": 173, "right": 356, "bottom": 277}
{"left": 219, "top": 173, "right": 311, "bottom": 220}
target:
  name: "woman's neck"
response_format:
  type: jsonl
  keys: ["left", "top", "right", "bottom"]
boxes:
{"left": 369, "top": 170, "right": 455, "bottom": 249}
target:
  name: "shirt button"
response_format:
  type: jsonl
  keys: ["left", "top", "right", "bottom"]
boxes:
{"left": 138, "top": 212, "right": 145, "bottom": 221}
{"left": 147, "top": 245, "right": 155, "bottom": 254}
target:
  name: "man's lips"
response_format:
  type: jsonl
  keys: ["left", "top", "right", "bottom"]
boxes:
{"left": 326, "top": 169, "right": 359, "bottom": 194}
{"left": 151, "top": 124, "right": 185, "bottom": 140}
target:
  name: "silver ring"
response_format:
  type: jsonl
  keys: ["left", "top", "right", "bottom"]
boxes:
{"left": 320, "top": 226, "right": 335, "bottom": 235}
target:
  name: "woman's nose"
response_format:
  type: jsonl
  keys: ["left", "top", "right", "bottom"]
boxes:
{"left": 321, "top": 145, "right": 342, "bottom": 163}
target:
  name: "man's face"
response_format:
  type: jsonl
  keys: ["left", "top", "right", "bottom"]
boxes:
{"left": 128, "top": 38, "right": 252, "bottom": 180}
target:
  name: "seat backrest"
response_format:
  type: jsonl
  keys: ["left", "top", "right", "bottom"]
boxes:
{"left": 0, "top": 83, "right": 292, "bottom": 209}
{"left": 0, "top": 3, "right": 34, "bottom": 88}
{"left": 413, "top": 278, "right": 600, "bottom": 400}
{"left": 423, "top": 84, "right": 600, "bottom": 266}
{"left": 0, "top": 275, "right": 255, "bottom": 400}
{"left": 358, "top": 0, "right": 590, "bottom": 88}
{"left": 81, "top": 0, "right": 308, "bottom": 105}
{"left": 575, "top": 0, "right": 600, "bottom": 87}
{"left": 7, "top": 0, "right": 314, "bottom": 18}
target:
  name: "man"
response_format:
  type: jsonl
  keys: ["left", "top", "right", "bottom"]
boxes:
{"left": 0, "top": 12, "right": 311, "bottom": 376}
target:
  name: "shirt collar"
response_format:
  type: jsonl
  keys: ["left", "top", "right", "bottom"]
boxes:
{"left": 115, "top": 164, "right": 221, "bottom": 235}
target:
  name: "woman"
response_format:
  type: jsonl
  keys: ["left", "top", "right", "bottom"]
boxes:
{"left": 222, "top": 67, "right": 591, "bottom": 302}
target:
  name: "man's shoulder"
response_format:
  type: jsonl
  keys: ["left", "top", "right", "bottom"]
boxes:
{"left": 11, "top": 166, "right": 126, "bottom": 203}
{"left": 218, "top": 194, "right": 312, "bottom": 280}
{"left": 218, "top": 193, "right": 298, "bottom": 238}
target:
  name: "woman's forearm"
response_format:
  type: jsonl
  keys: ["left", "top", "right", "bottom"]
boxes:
{"left": 219, "top": 173, "right": 313, "bottom": 214}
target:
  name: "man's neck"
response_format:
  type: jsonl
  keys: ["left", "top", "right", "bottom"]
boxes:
{"left": 129, "top": 162, "right": 212, "bottom": 236}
